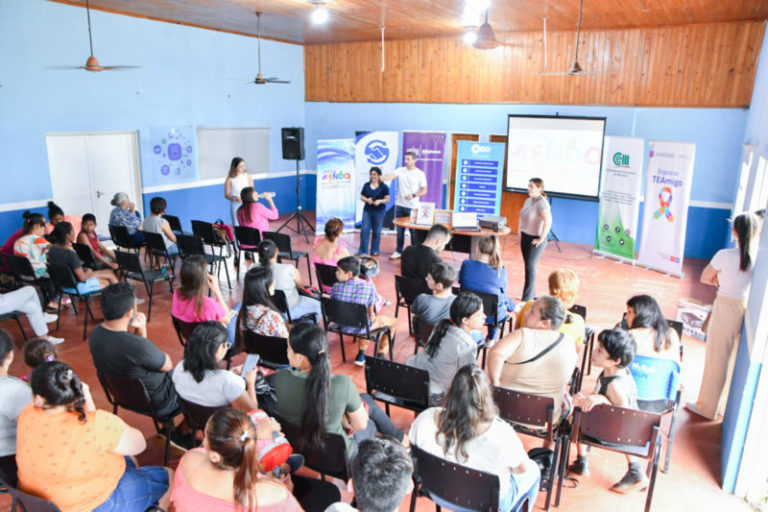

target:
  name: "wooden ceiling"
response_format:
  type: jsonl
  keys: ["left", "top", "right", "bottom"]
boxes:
{"left": 51, "top": 0, "right": 768, "bottom": 44}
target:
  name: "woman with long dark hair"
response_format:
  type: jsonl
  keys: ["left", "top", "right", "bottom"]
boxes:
{"left": 269, "top": 323, "right": 405, "bottom": 458}
{"left": 171, "top": 407, "right": 301, "bottom": 512}
{"left": 688, "top": 212, "right": 759, "bottom": 420}
{"left": 224, "top": 157, "right": 254, "bottom": 227}
{"left": 409, "top": 365, "right": 539, "bottom": 511}
{"left": 17, "top": 361, "right": 172, "bottom": 511}
{"left": 13, "top": 212, "right": 50, "bottom": 277}
{"left": 237, "top": 186, "right": 278, "bottom": 235}
{"left": 406, "top": 292, "right": 484, "bottom": 404}
{"left": 357, "top": 167, "right": 390, "bottom": 256}
{"left": 257, "top": 239, "right": 321, "bottom": 322}
{"left": 235, "top": 266, "right": 289, "bottom": 348}
{"left": 0, "top": 329, "right": 31, "bottom": 487}
{"left": 623, "top": 294, "right": 680, "bottom": 361}
{"left": 47, "top": 221, "right": 118, "bottom": 290}
{"left": 518, "top": 177, "right": 552, "bottom": 301}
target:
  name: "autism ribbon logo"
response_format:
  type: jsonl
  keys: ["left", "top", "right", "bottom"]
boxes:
{"left": 365, "top": 140, "right": 390, "bottom": 165}
{"left": 653, "top": 186, "right": 674, "bottom": 222}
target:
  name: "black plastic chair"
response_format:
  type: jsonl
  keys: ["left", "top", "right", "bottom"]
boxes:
{"left": 108, "top": 224, "right": 144, "bottom": 254}
{"left": 460, "top": 287, "right": 514, "bottom": 342}
{"left": 394, "top": 274, "right": 431, "bottom": 335}
{"left": 176, "top": 233, "right": 207, "bottom": 261}
{"left": 263, "top": 231, "right": 312, "bottom": 286}
{"left": 277, "top": 415, "right": 351, "bottom": 482}
{"left": 0, "top": 311, "right": 28, "bottom": 341}
{"left": 47, "top": 264, "right": 101, "bottom": 340}
{"left": 178, "top": 396, "right": 221, "bottom": 448}
{"left": 413, "top": 320, "right": 435, "bottom": 355}
{"left": 320, "top": 296, "right": 394, "bottom": 362}
{"left": 0, "top": 475, "right": 62, "bottom": 512}
{"left": 115, "top": 250, "right": 174, "bottom": 322}
{"left": 667, "top": 318, "right": 685, "bottom": 361}
{"left": 493, "top": 388, "right": 562, "bottom": 510}
{"left": 234, "top": 226, "right": 262, "bottom": 279}
{"left": 171, "top": 315, "right": 202, "bottom": 348}
{"left": 143, "top": 231, "right": 177, "bottom": 277}
{"left": 242, "top": 330, "right": 290, "bottom": 369}
{"left": 191, "top": 220, "right": 232, "bottom": 289}
{"left": 163, "top": 214, "right": 185, "bottom": 235}
{"left": 364, "top": 356, "right": 429, "bottom": 416}
{"left": 97, "top": 372, "right": 180, "bottom": 466}
{"left": 73, "top": 242, "right": 100, "bottom": 270}
{"left": 314, "top": 263, "right": 338, "bottom": 295}
{"left": 4, "top": 254, "right": 54, "bottom": 305}
{"left": 272, "top": 289, "right": 317, "bottom": 324}
{"left": 569, "top": 304, "right": 593, "bottom": 389}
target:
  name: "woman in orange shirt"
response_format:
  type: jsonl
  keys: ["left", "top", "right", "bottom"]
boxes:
{"left": 16, "top": 361, "right": 173, "bottom": 512}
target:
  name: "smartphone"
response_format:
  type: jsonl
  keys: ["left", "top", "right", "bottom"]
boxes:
{"left": 242, "top": 353, "right": 260, "bottom": 374}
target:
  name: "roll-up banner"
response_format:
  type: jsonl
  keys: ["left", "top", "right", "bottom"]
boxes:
{"left": 637, "top": 141, "right": 696, "bottom": 278}
{"left": 594, "top": 136, "right": 645, "bottom": 262}
{"left": 453, "top": 141, "right": 505, "bottom": 216}
{"left": 354, "top": 131, "right": 400, "bottom": 224}
{"left": 402, "top": 131, "right": 447, "bottom": 208}
{"left": 316, "top": 139, "right": 357, "bottom": 235}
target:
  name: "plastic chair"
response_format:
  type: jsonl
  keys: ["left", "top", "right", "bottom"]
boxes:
{"left": 364, "top": 356, "right": 429, "bottom": 416}
{"left": 143, "top": 231, "right": 177, "bottom": 276}
{"left": 234, "top": 226, "right": 261, "bottom": 279}
{"left": 320, "top": 296, "right": 394, "bottom": 362}
{"left": 314, "top": 263, "right": 338, "bottom": 295}
{"left": 115, "top": 250, "right": 175, "bottom": 322}
{"left": 666, "top": 319, "right": 684, "bottom": 361}
{"left": 394, "top": 274, "right": 430, "bottom": 335}
{"left": 47, "top": 264, "right": 101, "bottom": 340}
{"left": 163, "top": 214, "right": 184, "bottom": 234}
{"left": 0, "top": 475, "right": 62, "bottom": 512}
{"left": 72, "top": 242, "right": 99, "bottom": 270}
{"left": 277, "top": 415, "right": 350, "bottom": 482}
{"left": 97, "top": 372, "right": 180, "bottom": 466}
{"left": 559, "top": 405, "right": 663, "bottom": 512}
{"left": 178, "top": 396, "right": 221, "bottom": 447}
{"left": 242, "top": 330, "right": 290, "bottom": 369}
{"left": 0, "top": 311, "right": 28, "bottom": 342}
{"left": 569, "top": 304, "right": 593, "bottom": 389}
{"left": 171, "top": 315, "right": 201, "bottom": 348}
{"left": 460, "top": 287, "right": 514, "bottom": 340}
{"left": 108, "top": 224, "right": 143, "bottom": 254}
{"left": 4, "top": 254, "right": 55, "bottom": 305}
{"left": 414, "top": 320, "right": 435, "bottom": 355}
{"left": 272, "top": 289, "right": 317, "bottom": 324}
{"left": 629, "top": 354, "right": 682, "bottom": 473}
{"left": 263, "top": 231, "right": 311, "bottom": 286}
{"left": 191, "top": 220, "right": 232, "bottom": 289}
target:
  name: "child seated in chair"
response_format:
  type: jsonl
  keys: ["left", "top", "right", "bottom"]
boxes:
{"left": 143, "top": 197, "right": 179, "bottom": 256}
{"left": 569, "top": 328, "right": 644, "bottom": 493}
{"left": 331, "top": 256, "right": 398, "bottom": 366}
{"left": 411, "top": 262, "right": 456, "bottom": 327}
{"left": 77, "top": 213, "right": 118, "bottom": 270}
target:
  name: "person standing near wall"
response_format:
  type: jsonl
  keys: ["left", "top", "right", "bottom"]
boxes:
{"left": 224, "top": 157, "right": 253, "bottom": 227}
{"left": 687, "top": 212, "right": 759, "bottom": 420}
{"left": 382, "top": 151, "right": 427, "bottom": 260}
{"left": 518, "top": 178, "right": 552, "bottom": 301}
{"left": 357, "top": 167, "right": 390, "bottom": 257}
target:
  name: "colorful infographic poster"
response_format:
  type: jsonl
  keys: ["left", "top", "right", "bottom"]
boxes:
{"left": 145, "top": 126, "right": 199, "bottom": 187}
{"left": 453, "top": 141, "right": 505, "bottom": 216}
{"left": 316, "top": 139, "right": 357, "bottom": 235}
{"left": 354, "top": 131, "right": 400, "bottom": 225}
{"left": 402, "top": 131, "right": 447, "bottom": 208}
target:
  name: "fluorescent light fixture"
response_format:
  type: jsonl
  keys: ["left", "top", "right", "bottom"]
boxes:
{"left": 311, "top": 6, "right": 329, "bottom": 25}
{"left": 463, "top": 30, "right": 478, "bottom": 45}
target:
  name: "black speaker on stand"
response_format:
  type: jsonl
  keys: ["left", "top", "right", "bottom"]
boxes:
{"left": 277, "top": 127, "right": 312, "bottom": 242}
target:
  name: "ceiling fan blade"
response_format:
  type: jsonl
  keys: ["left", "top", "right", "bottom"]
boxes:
{"left": 537, "top": 71, "right": 572, "bottom": 76}
{"left": 100, "top": 65, "right": 141, "bottom": 70}
{"left": 45, "top": 65, "right": 88, "bottom": 70}
{"left": 266, "top": 79, "right": 291, "bottom": 84}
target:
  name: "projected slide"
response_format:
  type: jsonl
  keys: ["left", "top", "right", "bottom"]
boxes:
{"left": 505, "top": 115, "right": 606, "bottom": 200}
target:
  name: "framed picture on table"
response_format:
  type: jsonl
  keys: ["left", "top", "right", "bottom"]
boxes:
{"left": 415, "top": 202, "right": 436, "bottom": 225}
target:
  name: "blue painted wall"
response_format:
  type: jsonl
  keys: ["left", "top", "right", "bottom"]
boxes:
{"left": 305, "top": 102, "right": 747, "bottom": 259}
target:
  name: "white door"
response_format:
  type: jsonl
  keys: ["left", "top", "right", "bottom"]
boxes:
{"left": 46, "top": 132, "right": 142, "bottom": 229}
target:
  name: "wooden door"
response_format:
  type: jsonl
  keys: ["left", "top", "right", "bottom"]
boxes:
{"left": 448, "top": 133, "right": 479, "bottom": 210}
{"left": 489, "top": 134, "right": 527, "bottom": 233}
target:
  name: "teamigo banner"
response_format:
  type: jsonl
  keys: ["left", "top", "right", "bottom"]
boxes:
{"left": 637, "top": 141, "right": 696, "bottom": 277}
{"left": 316, "top": 139, "right": 357, "bottom": 235}
{"left": 354, "top": 131, "right": 400, "bottom": 224}
{"left": 594, "top": 136, "right": 645, "bottom": 262}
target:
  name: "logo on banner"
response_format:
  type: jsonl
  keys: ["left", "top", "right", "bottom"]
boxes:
{"left": 612, "top": 152, "right": 630, "bottom": 167}
{"left": 365, "top": 140, "right": 390, "bottom": 165}
{"left": 321, "top": 170, "right": 352, "bottom": 184}
{"left": 471, "top": 144, "right": 491, "bottom": 154}
{"left": 653, "top": 186, "right": 675, "bottom": 222}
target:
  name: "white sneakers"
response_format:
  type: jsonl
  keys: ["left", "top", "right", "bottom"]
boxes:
{"left": 45, "top": 335, "right": 65, "bottom": 345}
{"left": 389, "top": 251, "right": 402, "bottom": 260}
{"left": 43, "top": 312, "right": 58, "bottom": 323}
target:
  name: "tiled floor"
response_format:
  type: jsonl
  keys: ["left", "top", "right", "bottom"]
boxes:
{"left": 0, "top": 212, "right": 751, "bottom": 511}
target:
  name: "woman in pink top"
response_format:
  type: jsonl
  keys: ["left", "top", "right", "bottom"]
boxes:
{"left": 171, "top": 408, "right": 302, "bottom": 512}
{"left": 237, "top": 187, "right": 279, "bottom": 235}
{"left": 311, "top": 218, "right": 349, "bottom": 267}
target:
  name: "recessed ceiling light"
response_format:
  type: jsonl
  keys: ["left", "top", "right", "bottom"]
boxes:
{"left": 311, "top": 6, "right": 329, "bottom": 25}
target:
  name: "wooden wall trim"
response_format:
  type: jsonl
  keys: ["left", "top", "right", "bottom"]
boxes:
{"left": 305, "top": 21, "right": 765, "bottom": 107}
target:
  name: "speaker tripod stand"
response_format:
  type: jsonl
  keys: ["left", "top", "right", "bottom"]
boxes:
{"left": 277, "top": 158, "right": 312, "bottom": 243}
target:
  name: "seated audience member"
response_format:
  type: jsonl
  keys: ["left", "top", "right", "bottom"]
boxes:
{"left": 332, "top": 256, "right": 398, "bottom": 366}
{"left": 235, "top": 266, "right": 289, "bottom": 349}
{"left": 622, "top": 294, "right": 680, "bottom": 361}
{"left": 0, "top": 287, "right": 63, "bottom": 345}
{"left": 173, "top": 255, "right": 238, "bottom": 341}
{"left": 21, "top": 336, "right": 59, "bottom": 382}
{"left": 0, "top": 330, "right": 32, "bottom": 487}
{"left": 171, "top": 408, "right": 301, "bottom": 512}
{"left": 13, "top": 211, "right": 50, "bottom": 277}
{"left": 459, "top": 235, "right": 515, "bottom": 339}
{"left": 89, "top": 283, "right": 186, "bottom": 444}
{"left": 45, "top": 201, "right": 81, "bottom": 238}
{"left": 400, "top": 224, "right": 451, "bottom": 280}
{"left": 312, "top": 217, "right": 350, "bottom": 269}
{"left": 269, "top": 323, "right": 406, "bottom": 459}
{"left": 325, "top": 437, "right": 414, "bottom": 512}
{"left": 77, "top": 213, "right": 118, "bottom": 270}
{"left": 17, "top": 361, "right": 172, "bottom": 511}
{"left": 256, "top": 239, "right": 322, "bottom": 322}
{"left": 2, "top": 211, "right": 41, "bottom": 257}
{"left": 237, "top": 186, "right": 279, "bottom": 234}
{"left": 48, "top": 221, "right": 119, "bottom": 290}
{"left": 409, "top": 365, "right": 540, "bottom": 512}
{"left": 108, "top": 192, "right": 144, "bottom": 244}
{"left": 516, "top": 269, "right": 586, "bottom": 346}
{"left": 173, "top": 322, "right": 259, "bottom": 412}
{"left": 407, "top": 292, "right": 484, "bottom": 405}
{"left": 142, "top": 197, "right": 179, "bottom": 256}
{"left": 569, "top": 328, "right": 644, "bottom": 493}
{"left": 487, "top": 296, "right": 577, "bottom": 421}
{"left": 411, "top": 262, "right": 457, "bottom": 326}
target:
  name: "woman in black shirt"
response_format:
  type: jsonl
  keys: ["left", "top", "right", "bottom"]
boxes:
{"left": 357, "top": 167, "right": 390, "bottom": 256}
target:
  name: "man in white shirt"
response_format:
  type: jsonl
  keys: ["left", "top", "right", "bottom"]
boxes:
{"left": 382, "top": 151, "right": 427, "bottom": 259}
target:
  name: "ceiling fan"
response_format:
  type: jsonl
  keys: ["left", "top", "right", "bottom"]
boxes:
{"left": 467, "top": 10, "right": 523, "bottom": 50}
{"left": 251, "top": 12, "right": 290, "bottom": 84}
{"left": 50, "top": 0, "right": 138, "bottom": 72}
{"left": 539, "top": 0, "right": 601, "bottom": 76}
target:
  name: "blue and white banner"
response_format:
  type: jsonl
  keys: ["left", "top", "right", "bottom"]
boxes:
{"left": 453, "top": 141, "right": 505, "bottom": 216}
{"left": 637, "top": 141, "right": 696, "bottom": 277}
{"left": 355, "top": 131, "right": 400, "bottom": 224}
{"left": 316, "top": 139, "right": 357, "bottom": 235}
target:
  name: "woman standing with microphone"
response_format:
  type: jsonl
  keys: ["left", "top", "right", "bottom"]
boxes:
{"left": 357, "top": 167, "right": 390, "bottom": 256}
{"left": 224, "top": 157, "right": 254, "bottom": 227}
{"left": 518, "top": 178, "right": 552, "bottom": 301}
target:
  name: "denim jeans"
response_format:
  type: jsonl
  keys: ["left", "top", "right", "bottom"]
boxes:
{"left": 92, "top": 457, "right": 169, "bottom": 512}
{"left": 395, "top": 205, "right": 413, "bottom": 253}
{"left": 359, "top": 208, "right": 386, "bottom": 255}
